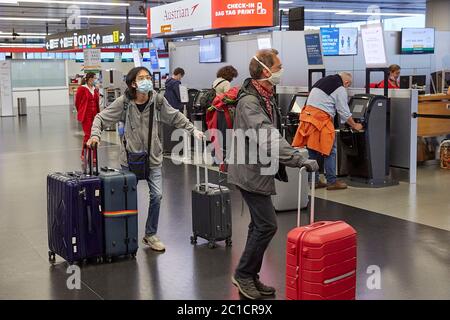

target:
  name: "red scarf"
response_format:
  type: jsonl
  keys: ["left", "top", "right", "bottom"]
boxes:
{"left": 251, "top": 79, "right": 274, "bottom": 122}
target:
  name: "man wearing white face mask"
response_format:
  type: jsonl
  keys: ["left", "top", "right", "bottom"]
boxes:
{"left": 228, "top": 49, "right": 318, "bottom": 299}
{"left": 87, "top": 67, "right": 203, "bottom": 252}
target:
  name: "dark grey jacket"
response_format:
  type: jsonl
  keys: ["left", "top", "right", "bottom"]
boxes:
{"left": 91, "top": 91, "right": 195, "bottom": 168}
{"left": 227, "top": 79, "right": 308, "bottom": 196}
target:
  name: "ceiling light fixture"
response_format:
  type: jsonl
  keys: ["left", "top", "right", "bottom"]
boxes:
{"left": 0, "top": 17, "right": 61, "bottom": 21}
{"left": 0, "top": 35, "right": 46, "bottom": 39}
{"left": 130, "top": 27, "right": 147, "bottom": 30}
{"left": 130, "top": 33, "right": 147, "bottom": 36}
{"left": 0, "top": 31, "right": 47, "bottom": 36}
{"left": 335, "top": 12, "right": 423, "bottom": 17}
{"left": 78, "top": 15, "right": 147, "bottom": 20}
{"left": 280, "top": 9, "right": 353, "bottom": 14}
{"left": 18, "top": 0, "right": 130, "bottom": 6}
{"left": 0, "top": 43, "right": 45, "bottom": 47}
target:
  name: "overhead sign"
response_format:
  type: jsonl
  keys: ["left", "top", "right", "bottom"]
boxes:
{"left": 147, "top": 0, "right": 276, "bottom": 38}
{"left": 83, "top": 49, "right": 101, "bottom": 71}
{"left": 45, "top": 23, "right": 130, "bottom": 52}
{"left": 361, "top": 23, "right": 388, "bottom": 67}
{"left": 211, "top": 0, "right": 274, "bottom": 29}
{"left": 304, "top": 32, "right": 324, "bottom": 66}
{"left": 148, "top": 0, "right": 212, "bottom": 38}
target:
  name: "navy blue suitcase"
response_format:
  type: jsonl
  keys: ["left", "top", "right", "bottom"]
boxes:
{"left": 98, "top": 167, "right": 139, "bottom": 262}
{"left": 47, "top": 171, "right": 104, "bottom": 264}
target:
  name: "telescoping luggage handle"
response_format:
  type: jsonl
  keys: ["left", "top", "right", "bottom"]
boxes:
{"left": 83, "top": 144, "right": 99, "bottom": 176}
{"left": 297, "top": 166, "right": 315, "bottom": 227}
{"left": 195, "top": 137, "right": 209, "bottom": 192}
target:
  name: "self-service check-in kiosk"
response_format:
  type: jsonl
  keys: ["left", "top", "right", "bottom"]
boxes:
{"left": 340, "top": 94, "right": 397, "bottom": 187}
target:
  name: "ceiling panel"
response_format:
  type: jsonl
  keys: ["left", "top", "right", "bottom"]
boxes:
{"left": 0, "top": 0, "right": 427, "bottom": 44}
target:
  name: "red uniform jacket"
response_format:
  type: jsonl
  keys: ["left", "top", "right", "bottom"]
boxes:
{"left": 75, "top": 85, "right": 100, "bottom": 122}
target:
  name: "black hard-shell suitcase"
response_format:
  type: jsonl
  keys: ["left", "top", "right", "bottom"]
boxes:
{"left": 191, "top": 139, "right": 232, "bottom": 249}
{"left": 98, "top": 167, "right": 139, "bottom": 262}
{"left": 47, "top": 151, "right": 103, "bottom": 264}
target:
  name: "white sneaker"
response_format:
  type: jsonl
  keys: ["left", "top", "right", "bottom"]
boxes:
{"left": 142, "top": 235, "right": 166, "bottom": 252}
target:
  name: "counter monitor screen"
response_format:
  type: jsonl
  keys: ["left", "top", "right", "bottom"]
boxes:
{"left": 199, "top": 37, "right": 223, "bottom": 63}
{"left": 290, "top": 96, "right": 308, "bottom": 113}
{"left": 401, "top": 28, "right": 435, "bottom": 54}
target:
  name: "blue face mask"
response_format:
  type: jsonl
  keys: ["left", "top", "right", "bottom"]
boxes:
{"left": 136, "top": 79, "right": 153, "bottom": 93}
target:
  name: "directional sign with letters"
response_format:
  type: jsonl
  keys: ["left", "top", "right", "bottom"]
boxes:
{"left": 45, "top": 23, "right": 130, "bottom": 51}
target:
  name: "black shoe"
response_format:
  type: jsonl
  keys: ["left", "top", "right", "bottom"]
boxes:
{"left": 254, "top": 276, "right": 276, "bottom": 296}
{"left": 231, "top": 275, "right": 262, "bottom": 300}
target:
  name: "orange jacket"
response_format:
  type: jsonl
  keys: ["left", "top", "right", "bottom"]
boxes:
{"left": 292, "top": 105, "right": 335, "bottom": 156}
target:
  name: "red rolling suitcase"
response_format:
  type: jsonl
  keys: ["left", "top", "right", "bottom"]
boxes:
{"left": 286, "top": 168, "right": 357, "bottom": 300}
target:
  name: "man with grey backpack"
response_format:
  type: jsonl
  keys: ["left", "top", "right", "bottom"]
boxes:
{"left": 87, "top": 66, "right": 203, "bottom": 252}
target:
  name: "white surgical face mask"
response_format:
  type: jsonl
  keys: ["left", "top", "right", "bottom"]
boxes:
{"left": 253, "top": 55, "right": 284, "bottom": 86}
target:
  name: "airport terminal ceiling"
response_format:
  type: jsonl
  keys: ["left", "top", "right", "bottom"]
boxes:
{"left": 0, "top": 0, "right": 426, "bottom": 45}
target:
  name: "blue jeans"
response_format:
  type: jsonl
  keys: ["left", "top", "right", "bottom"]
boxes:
{"left": 122, "top": 166, "right": 163, "bottom": 236}
{"left": 307, "top": 139, "right": 337, "bottom": 185}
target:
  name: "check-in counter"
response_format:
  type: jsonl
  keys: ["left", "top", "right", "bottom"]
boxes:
{"left": 417, "top": 94, "right": 450, "bottom": 137}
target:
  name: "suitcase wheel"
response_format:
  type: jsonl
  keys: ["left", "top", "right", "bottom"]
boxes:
{"left": 190, "top": 236, "right": 197, "bottom": 245}
{"left": 207, "top": 241, "right": 216, "bottom": 249}
{"left": 48, "top": 251, "right": 56, "bottom": 264}
{"left": 225, "top": 238, "right": 232, "bottom": 247}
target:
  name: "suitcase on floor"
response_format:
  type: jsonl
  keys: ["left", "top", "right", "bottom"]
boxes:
{"left": 191, "top": 139, "right": 232, "bottom": 249}
{"left": 98, "top": 166, "right": 139, "bottom": 262}
{"left": 47, "top": 151, "right": 103, "bottom": 264}
{"left": 286, "top": 168, "right": 357, "bottom": 300}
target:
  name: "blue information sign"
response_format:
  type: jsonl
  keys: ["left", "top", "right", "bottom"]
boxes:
{"left": 304, "top": 33, "right": 324, "bottom": 66}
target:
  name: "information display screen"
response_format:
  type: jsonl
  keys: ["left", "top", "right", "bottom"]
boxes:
{"left": 101, "top": 52, "right": 115, "bottom": 62}
{"left": 199, "top": 37, "right": 223, "bottom": 63}
{"left": 320, "top": 28, "right": 358, "bottom": 56}
{"left": 401, "top": 28, "right": 435, "bottom": 54}
{"left": 121, "top": 52, "right": 133, "bottom": 62}
{"left": 152, "top": 38, "right": 166, "bottom": 51}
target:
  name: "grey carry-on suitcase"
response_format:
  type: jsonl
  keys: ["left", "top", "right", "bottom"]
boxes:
{"left": 191, "top": 139, "right": 232, "bottom": 249}
{"left": 272, "top": 148, "right": 310, "bottom": 211}
{"left": 98, "top": 164, "right": 138, "bottom": 262}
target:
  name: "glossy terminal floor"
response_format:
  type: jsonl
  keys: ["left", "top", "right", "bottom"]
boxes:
{"left": 0, "top": 105, "right": 449, "bottom": 300}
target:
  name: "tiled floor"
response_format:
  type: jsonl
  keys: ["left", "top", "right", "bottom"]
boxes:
{"left": 0, "top": 105, "right": 449, "bottom": 300}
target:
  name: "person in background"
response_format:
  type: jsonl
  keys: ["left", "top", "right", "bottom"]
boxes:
{"left": 164, "top": 67, "right": 185, "bottom": 111}
{"left": 87, "top": 67, "right": 203, "bottom": 252}
{"left": 75, "top": 72, "right": 100, "bottom": 163}
{"left": 228, "top": 49, "right": 318, "bottom": 300}
{"left": 213, "top": 65, "right": 239, "bottom": 94}
{"left": 292, "top": 72, "right": 363, "bottom": 190}
{"left": 377, "top": 64, "right": 401, "bottom": 89}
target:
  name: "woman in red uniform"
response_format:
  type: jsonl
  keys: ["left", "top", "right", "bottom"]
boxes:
{"left": 75, "top": 72, "right": 100, "bottom": 162}
{"left": 376, "top": 64, "right": 401, "bottom": 89}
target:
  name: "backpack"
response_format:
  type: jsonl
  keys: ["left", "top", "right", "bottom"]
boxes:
{"left": 199, "top": 79, "right": 227, "bottom": 111}
{"left": 205, "top": 86, "right": 240, "bottom": 172}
